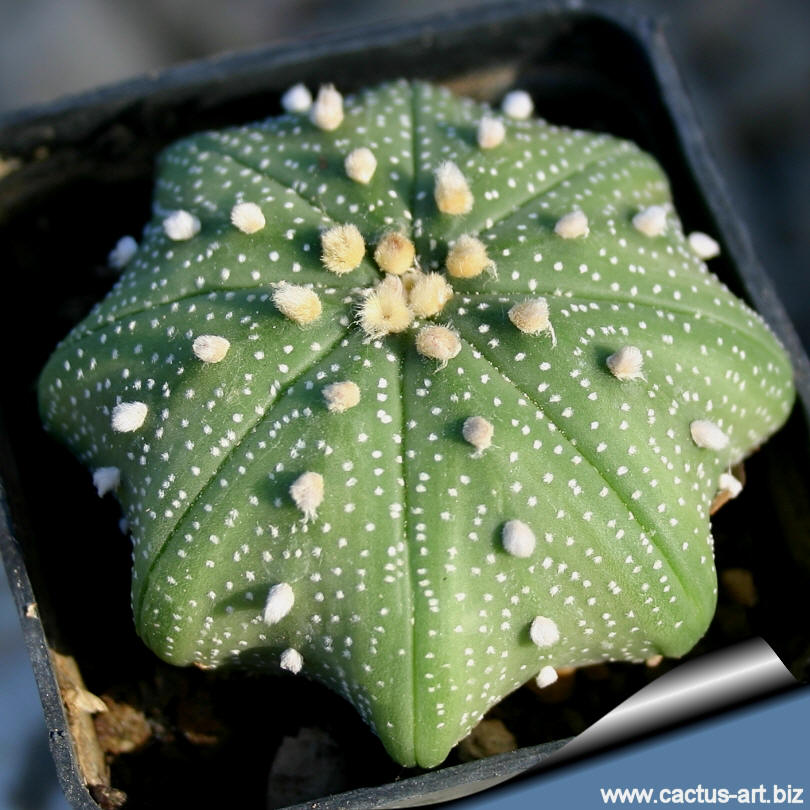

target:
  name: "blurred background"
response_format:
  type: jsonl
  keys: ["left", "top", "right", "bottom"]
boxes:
{"left": 1, "top": 1, "right": 808, "bottom": 808}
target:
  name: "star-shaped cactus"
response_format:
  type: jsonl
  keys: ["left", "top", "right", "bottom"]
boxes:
{"left": 38, "top": 80, "right": 795, "bottom": 768}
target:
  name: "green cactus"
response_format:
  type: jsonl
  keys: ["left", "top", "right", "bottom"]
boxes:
{"left": 38, "top": 80, "right": 795, "bottom": 768}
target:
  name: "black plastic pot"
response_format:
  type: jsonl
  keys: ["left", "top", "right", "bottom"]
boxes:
{"left": 2, "top": 2, "right": 809, "bottom": 809}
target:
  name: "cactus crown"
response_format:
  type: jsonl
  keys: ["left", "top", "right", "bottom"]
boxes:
{"left": 39, "top": 80, "right": 794, "bottom": 768}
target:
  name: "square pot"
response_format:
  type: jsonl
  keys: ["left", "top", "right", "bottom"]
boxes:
{"left": 2, "top": 2, "right": 809, "bottom": 808}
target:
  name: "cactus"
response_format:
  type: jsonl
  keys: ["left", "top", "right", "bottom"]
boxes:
{"left": 38, "top": 80, "right": 795, "bottom": 768}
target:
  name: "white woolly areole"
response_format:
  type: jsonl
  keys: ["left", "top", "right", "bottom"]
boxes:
{"left": 508, "top": 298, "right": 555, "bottom": 344}
{"left": 108, "top": 235, "right": 137, "bottom": 269}
{"left": 162, "top": 209, "right": 200, "bottom": 241}
{"left": 408, "top": 272, "right": 453, "bottom": 318}
{"left": 415, "top": 325, "right": 462, "bottom": 367}
{"left": 310, "top": 84, "right": 344, "bottom": 131}
{"left": 632, "top": 205, "right": 667, "bottom": 237}
{"left": 281, "top": 83, "right": 312, "bottom": 113}
{"left": 358, "top": 276, "right": 413, "bottom": 338}
{"left": 263, "top": 583, "right": 295, "bottom": 625}
{"left": 192, "top": 334, "right": 230, "bottom": 363}
{"left": 502, "top": 519, "right": 536, "bottom": 558}
{"left": 477, "top": 116, "right": 506, "bottom": 149}
{"left": 606, "top": 345, "right": 644, "bottom": 381}
{"left": 323, "top": 380, "right": 361, "bottom": 413}
{"left": 530, "top": 616, "right": 560, "bottom": 648}
{"left": 230, "top": 202, "right": 265, "bottom": 234}
{"left": 280, "top": 647, "right": 304, "bottom": 674}
{"left": 290, "top": 471, "right": 324, "bottom": 522}
{"left": 501, "top": 89, "right": 533, "bottom": 119}
{"left": 536, "top": 665, "right": 559, "bottom": 688}
{"left": 321, "top": 223, "right": 365, "bottom": 274}
{"left": 446, "top": 234, "right": 492, "bottom": 279}
{"left": 345, "top": 147, "right": 377, "bottom": 184}
{"left": 272, "top": 282, "right": 322, "bottom": 325}
{"left": 554, "top": 209, "right": 589, "bottom": 239}
{"left": 690, "top": 419, "right": 730, "bottom": 451}
{"left": 688, "top": 231, "right": 721, "bottom": 259}
{"left": 374, "top": 231, "right": 415, "bottom": 275}
{"left": 434, "top": 160, "right": 474, "bottom": 215}
{"left": 462, "top": 415, "right": 494, "bottom": 455}
{"left": 718, "top": 472, "right": 743, "bottom": 498}
{"left": 92, "top": 466, "right": 120, "bottom": 497}
{"left": 111, "top": 401, "right": 148, "bottom": 433}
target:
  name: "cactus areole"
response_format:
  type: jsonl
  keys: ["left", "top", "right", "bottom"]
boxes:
{"left": 38, "top": 80, "right": 795, "bottom": 768}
